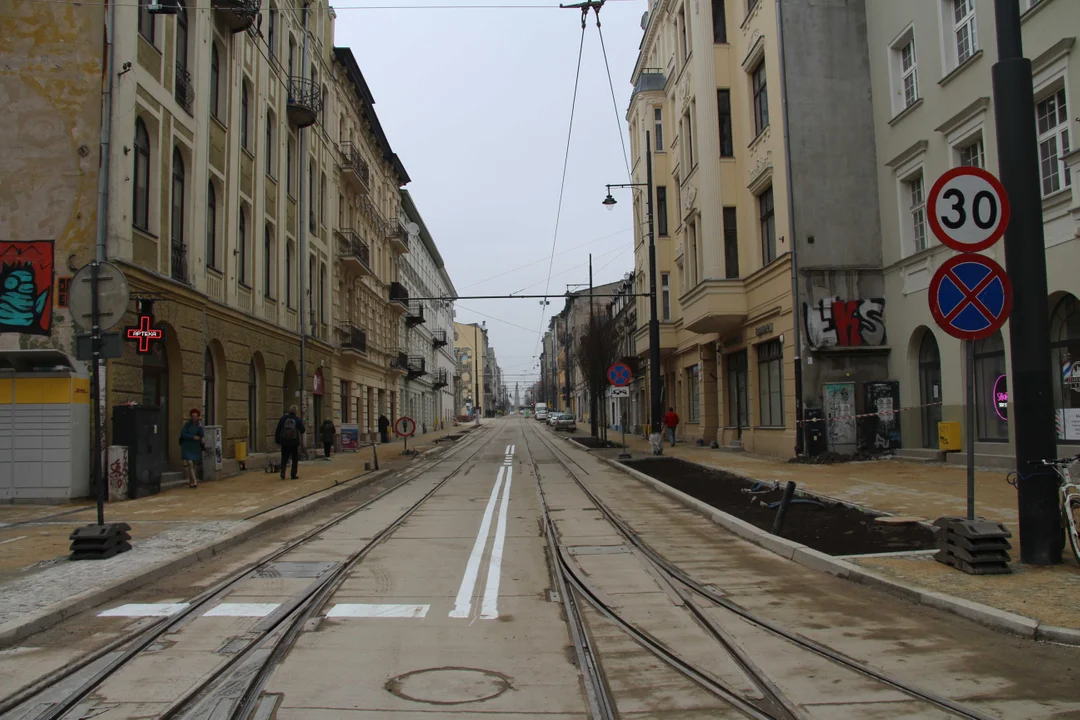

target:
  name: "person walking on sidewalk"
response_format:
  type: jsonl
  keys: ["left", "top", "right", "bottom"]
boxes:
{"left": 663, "top": 407, "right": 680, "bottom": 447}
{"left": 275, "top": 405, "right": 306, "bottom": 479}
{"left": 320, "top": 417, "right": 336, "bottom": 458}
{"left": 179, "top": 408, "right": 204, "bottom": 488}
{"left": 378, "top": 414, "right": 390, "bottom": 444}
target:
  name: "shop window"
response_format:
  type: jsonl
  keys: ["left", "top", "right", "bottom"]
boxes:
{"left": 688, "top": 365, "right": 700, "bottom": 423}
{"left": 1052, "top": 295, "right": 1080, "bottom": 440}
{"left": 726, "top": 350, "right": 748, "bottom": 427}
{"left": 973, "top": 331, "right": 1008, "bottom": 441}
{"left": 757, "top": 339, "right": 783, "bottom": 426}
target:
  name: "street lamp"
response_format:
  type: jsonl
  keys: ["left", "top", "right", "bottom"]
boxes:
{"left": 603, "top": 129, "right": 661, "bottom": 451}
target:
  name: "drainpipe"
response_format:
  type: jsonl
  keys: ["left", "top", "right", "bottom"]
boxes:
{"left": 298, "top": 2, "right": 310, "bottom": 451}
{"left": 776, "top": 0, "right": 805, "bottom": 456}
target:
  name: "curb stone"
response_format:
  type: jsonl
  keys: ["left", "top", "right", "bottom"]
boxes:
{"left": 595, "top": 453, "right": 1079, "bottom": 647}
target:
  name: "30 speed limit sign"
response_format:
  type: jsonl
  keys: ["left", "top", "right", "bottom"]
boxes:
{"left": 927, "top": 167, "right": 1011, "bottom": 253}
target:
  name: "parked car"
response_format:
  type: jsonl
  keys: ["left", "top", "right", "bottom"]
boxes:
{"left": 547, "top": 412, "right": 561, "bottom": 426}
{"left": 553, "top": 413, "right": 576, "bottom": 431}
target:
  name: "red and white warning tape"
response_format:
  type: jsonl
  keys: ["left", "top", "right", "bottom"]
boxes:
{"left": 797, "top": 402, "right": 943, "bottom": 425}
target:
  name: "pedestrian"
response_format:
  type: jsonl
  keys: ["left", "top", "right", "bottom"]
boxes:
{"left": 179, "top": 408, "right": 204, "bottom": 488}
{"left": 320, "top": 417, "right": 336, "bottom": 458}
{"left": 663, "top": 406, "right": 680, "bottom": 447}
{"left": 275, "top": 405, "right": 306, "bottom": 479}
{"left": 378, "top": 414, "right": 390, "bottom": 444}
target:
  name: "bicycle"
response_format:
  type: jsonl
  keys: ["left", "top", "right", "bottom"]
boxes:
{"left": 1007, "top": 454, "right": 1080, "bottom": 564}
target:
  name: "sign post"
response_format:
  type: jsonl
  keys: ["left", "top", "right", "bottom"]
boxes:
{"left": 395, "top": 416, "right": 417, "bottom": 455}
{"left": 608, "top": 363, "right": 633, "bottom": 458}
{"left": 927, "top": 167, "right": 1012, "bottom": 521}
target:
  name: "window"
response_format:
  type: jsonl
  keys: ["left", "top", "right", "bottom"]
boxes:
{"left": 263, "top": 225, "right": 275, "bottom": 298}
{"left": 138, "top": 0, "right": 155, "bottom": 42}
{"left": 900, "top": 39, "right": 918, "bottom": 108}
{"left": 906, "top": 173, "right": 928, "bottom": 252}
{"left": 726, "top": 351, "right": 749, "bottom": 427}
{"left": 752, "top": 61, "right": 769, "bottom": 135}
{"left": 176, "top": 1, "right": 188, "bottom": 70}
{"left": 757, "top": 339, "right": 783, "bottom": 426}
{"left": 688, "top": 365, "right": 700, "bottom": 423}
{"left": 133, "top": 119, "right": 150, "bottom": 231}
{"left": 266, "top": 111, "right": 276, "bottom": 177}
{"left": 320, "top": 172, "right": 327, "bottom": 226}
{"left": 677, "top": 4, "right": 689, "bottom": 62}
{"left": 210, "top": 44, "right": 220, "bottom": 120}
{"left": 758, "top": 187, "right": 776, "bottom": 265}
{"left": 340, "top": 380, "right": 349, "bottom": 424}
{"left": 973, "top": 331, "right": 1007, "bottom": 441}
{"left": 309, "top": 162, "right": 316, "bottom": 232}
{"left": 654, "top": 108, "right": 664, "bottom": 151}
{"left": 953, "top": 0, "right": 977, "bottom": 66}
{"left": 1050, "top": 296, "right": 1080, "bottom": 433}
{"left": 286, "top": 241, "right": 295, "bottom": 308}
{"left": 656, "top": 186, "right": 668, "bottom": 236}
{"left": 241, "top": 82, "right": 250, "bottom": 150}
{"left": 717, "top": 89, "right": 733, "bottom": 157}
{"left": 287, "top": 134, "right": 295, "bottom": 195}
{"left": 206, "top": 181, "right": 217, "bottom": 269}
{"left": 681, "top": 106, "right": 695, "bottom": 170}
{"left": 238, "top": 209, "right": 248, "bottom": 285}
{"left": 686, "top": 217, "right": 700, "bottom": 288}
{"left": 661, "top": 273, "right": 670, "bottom": 321}
{"left": 171, "top": 148, "right": 185, "bottom": 248}
{"left": 203, "top": 350, "right": 216, "bottom": 425}
{"left": 288, "top": 36, "right": 296, "bottom": 77}
{"left": 267, "top": 4, "right": 277, "bottom": 61}
{"left": 319, "top": 262, "right": 326, "bottom": 324}
{"left": 321, "top": 86, "right": 328, "bottom": 129}
{"left": 723, "top": 206, "right": 739, "bottom": 278}
{"left": 712, "top": 0, "right": 726, "bottom": 43}
{"left": 1037, "top": 88, "right": 1071, "bottom": 196}
{"left": 958, "top": 137, "right": 984, "bottom": 168}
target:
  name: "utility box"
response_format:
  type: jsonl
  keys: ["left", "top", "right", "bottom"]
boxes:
{"left": 805, "top": 408, "right": 827, "bottom": 456}
{"left": 112, "top": 405, "right": 163, "bottom": 499}
{"left": 202, "top": 425, "right": 223, "bottom": 481}
{"left": 235, "top": 440, "right": 247, "bottom": 470}
{"left": 938, "top": 421, "right": 961, "bottom": 451}
{"left": 0, "top": 351, "right": 91, "bottom": 503}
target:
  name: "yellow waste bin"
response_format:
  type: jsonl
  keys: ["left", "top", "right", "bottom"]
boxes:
{"left": 235, "top": 440, "right": 248, "bottom": 470}
{"left": 938, "top": 421, "right": 961, "bottom": 451}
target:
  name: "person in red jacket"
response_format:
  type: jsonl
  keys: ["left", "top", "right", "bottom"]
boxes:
{"left": 663, "top": 407, "right": 679, "bottom": 447}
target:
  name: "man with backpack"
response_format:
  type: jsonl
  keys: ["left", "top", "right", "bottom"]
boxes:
{"left": 275, "top": 405, "right": 306, "bottom": 479}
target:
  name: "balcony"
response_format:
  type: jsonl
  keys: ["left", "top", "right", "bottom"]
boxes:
{"left": 336, "top": 229, "right": 372, "bottom": 276}
{"left": 389, "top": 351, "right": 408, "bottom": 373}
{"left": 680, "top": 278, "right": 748, "bottom": 335}
{"left": 406, "top": 356, "right": 426, "bottom": 381}
{"left": 170, "top": 241, "right": 189, "bottom": 284}
{"left": 175, "top": 63, "right": 194, "bottom": 114}
{"left": 211, "top": 0, "right": 259, "bottom": 32}
{"left": 389, "top": 281, "right": 409, "bottom": 313}
{"left": 339, "top": 142, "right": 370, "bottom": 193}
{"left": 432, "top": 329, "right": 448, "bottom": 348}
{"left": 405, "top": 301, "right": 425, "bottom": 328}
{"left": 286, "top": 77, "right": 322, "bottom": 128}
{"left": 631, "top": 68, "right": 667, "bottom": 102}
{"left": 337, "top": 324, "right": 367, "bottom": 354}
{"left": 634, "top": 322, "right": 678, "bottom": 359}
{"left": 432, "top": 368, "right": 449, "bottom": 389}
{"left": 388, "top": 217, "right": 410, "bottom": 254}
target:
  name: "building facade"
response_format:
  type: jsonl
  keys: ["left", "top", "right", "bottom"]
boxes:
{"left": 397, "top": 189, "right": 456, "bottom": 433}
{"left": 608, "top": 273, "right": 642, "bottom": 433}
{"left": 626, "top": 0, "right": 884, "bottom": 457}
{"left": 865, "top": 0, "right": 1080, "bottom": 466}
{"left": 454, "top": 321, "right": 487, "bottom": 416}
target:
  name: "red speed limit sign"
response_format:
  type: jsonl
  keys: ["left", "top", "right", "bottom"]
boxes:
{"left": 927, "top": 167, "right": 1011, "bottom": 253}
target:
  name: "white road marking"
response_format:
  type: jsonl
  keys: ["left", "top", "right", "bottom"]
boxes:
{"left": 203, "top": 603, "right": 280, "bottom": 617}
{"left": 0, "top": 535, "right": 28, "bottom": 546}
{"left": 449, "top": 466, "right": 505, "bottom": 619}
{"left": 98, "top": 603, "right": 189, "bottom": 617}
{"left": 505, "top": 445, "right": 511, "bottom": 455}
{"left": 327, "top": 603, "right": 429, "bottom": 618}
{"left": 481, "top": 466, "right": 512, "bottom": 620}
{"left": 510, "top": 445, "right": 515, "bottom": 454}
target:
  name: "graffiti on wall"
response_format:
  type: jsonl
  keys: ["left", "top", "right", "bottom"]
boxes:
{"left": 0, "top": 241, "right": 54, "bottom": 335}
{"left": 804, "top": 296, "right": 885, "bottom": 349}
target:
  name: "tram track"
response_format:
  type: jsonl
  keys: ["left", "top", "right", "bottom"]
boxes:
{"left": 524, "top": 423, "right": 1000, "bottom": 720}
{"left": 0, "top": 425, "right": 499, "bottom": 720}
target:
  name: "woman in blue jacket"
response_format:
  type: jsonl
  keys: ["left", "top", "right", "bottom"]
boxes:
{"left": 179, "top": 408, "right": 205, "bottom": 488}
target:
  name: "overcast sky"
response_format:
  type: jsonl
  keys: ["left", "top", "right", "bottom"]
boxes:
{"left": 334, "top": 0, "right": 644, "bottom": 390}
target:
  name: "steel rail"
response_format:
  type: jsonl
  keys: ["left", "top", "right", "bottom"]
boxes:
{"left": 1, "top": 426, "right": 493, "bottom": 720}
{"left": 529, "top": 425, "right": 1001, "bottom": 720}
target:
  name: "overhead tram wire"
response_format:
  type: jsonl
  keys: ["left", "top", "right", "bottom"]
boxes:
{"left": 532, "top": 10, "right": 588, "bottom": 362}
{"left": 594, "top": 9, "right": 631, "bottom": 180}
{"left": 23, "top": 0, "right": 637, "bottom": 9}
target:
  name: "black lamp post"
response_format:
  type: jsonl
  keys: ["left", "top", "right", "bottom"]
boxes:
{"left": 603, "top": 129, "right": 661, "bottom": 448}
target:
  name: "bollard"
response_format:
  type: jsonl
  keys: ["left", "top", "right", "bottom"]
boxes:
{"left": 770, "top": 481, "right": 798, "bottom": 536}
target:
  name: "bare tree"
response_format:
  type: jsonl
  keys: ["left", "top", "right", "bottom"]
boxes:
{"left": 576, "top": 313, "right": 620, "bottom": 439}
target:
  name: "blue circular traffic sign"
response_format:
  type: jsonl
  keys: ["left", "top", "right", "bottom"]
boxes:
{"left": 607, "top": 362, "right": 632, "bottom": 387}
{"left": 929, "top": 253, "right": 1013, "bottom": 341}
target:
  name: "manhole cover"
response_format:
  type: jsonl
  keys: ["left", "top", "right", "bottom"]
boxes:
{"left": 386, "top": 667, "right": 511, "bottom": 705}
{"left": 254, "top": 561, "right": 336, "bottom": 579}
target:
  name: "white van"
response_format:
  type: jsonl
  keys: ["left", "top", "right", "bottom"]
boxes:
{"left": 534, "top": 402, "right": 548, "bottom": 421}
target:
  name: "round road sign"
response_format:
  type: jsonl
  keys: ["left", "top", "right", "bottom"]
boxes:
{"left": 927, "top": 167, "right": 1011, "bottom": 253}
{"left": 608, "top": 362, "right": 632, "bottom": 387}
{"left": 395, "top": 416, "right": 417, "bottom": 438}
{"left": 928, "top": 253, "right": 1013, "bottom": 341}
{"left": 69, "top": 261, "right": 130, "bottom": 332}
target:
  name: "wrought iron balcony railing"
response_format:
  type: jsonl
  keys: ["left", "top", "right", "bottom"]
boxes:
{"left": 335, "top": 229, "right": 372, "bottom": 275}
{"left": 171, "top": 241, "right": 189, "bottom": 284}
{"left": 432, "top": 329, "right": 448, "bottom": 348}
{"left": 389, "top": 281, "right": 409, "bottom": 311}
{"left": 405, "top": 301, "right": 425, "bottom": 328}
{"left": 339, "top": 142, "right": 370, "bottom": 192}
{"left": 211, "top": 0, "right": 259, "bottom": 32}
{"left": 175, "top": 63, "right": 194, "bottom": 114}
{"left": 406, "top": 356, "right": 426, "bottom": 380}
{"left": 432, "top": 368, "right": 449, "bottom": 389}
{"left": 336, "top": 324, "right": 367, "bottom": 353}
{"left": 286, "top": 76, "right": 322, "bottom": 128}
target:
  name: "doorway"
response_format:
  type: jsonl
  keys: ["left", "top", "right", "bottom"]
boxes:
{"left": 918, "top": 331, "right": 942, "bottom": 448}
{"left": 248, "top": 360, "right": 258, "bottom": 452}
{"left": 141, "top": 342, "right": 169, "bottom": 463}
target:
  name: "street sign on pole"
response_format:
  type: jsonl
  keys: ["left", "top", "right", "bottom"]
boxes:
{"left": 607, "top": 362, "right": 632, "bottom": 387}
{"left": 607, "top": 386, "right": 630, "bottom": 398}
{"left": 395, "top": 416, "right": 416, "bottom": 454}
{"left": 928, "top": 254, "right": 1013, "bottom": 342}
{"left": 927, "top": 167, "right": 1011, "bottom": 253}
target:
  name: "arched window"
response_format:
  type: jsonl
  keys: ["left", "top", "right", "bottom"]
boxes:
{"left": 238, "top": 208, "right": 247, "bottom": 285}
{"left": 210, "top": 44, "right": 220, "bottom": 119}
{"left": 240, "top": 82, "right": 249, "bottom": 150}
{"left": 264, "top": 225, "right": 273, "bottom": 298}
{"left": 974, "top": 331, "right": 1008, "bottom": 441}
{"left": 203, "top": 349, "right": 216, "bottom": 425}
{"left": 133, "top": 119, "right": 150, "bottom": 230}
{"left": 171, "top": 148, "right": 186, "bottom": 281}
{"left": 918, "top": 331, "right": 942, "bottom": 449}
{"left": 1051, "top": 295, "right": 1080, "bottom": 438}
{"left": 206, "top": 181, "right": 217, "bottom": 269}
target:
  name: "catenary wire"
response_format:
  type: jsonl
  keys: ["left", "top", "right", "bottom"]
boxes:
{"left": 456, "top": 304, "right": 540, "bottom": 333}
{"left": 595, "top": 15, "right": 631, "bottom": 180}
{"left": 532, "top": 20, "right": 587, "bottom": 363}
{"left": 22, "top": 0, "right": 636, "bottom": 8}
